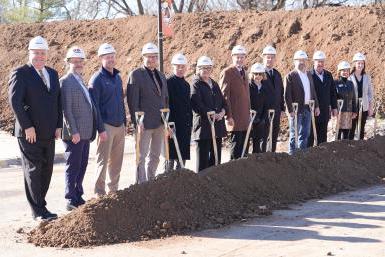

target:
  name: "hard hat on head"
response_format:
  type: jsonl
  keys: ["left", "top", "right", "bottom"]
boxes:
{"left": 171, "top": 53, "right": 187, "bottom": 65}
{"left": 337, "top": 61, "right": 351, "bottom": 71}
{"left": 98, "top": 43, "right": 116, "bottom": 57}
{"left": 231, "top": 45, "right": 247, "bottom": 55}
{"left": 66, "top": 46, "right": 86, "bottom": 60}
{"left": 142, "top": 42, "right": 159, "bottom": 55}
{"left": 313, "top": 50, "right": 326, "bottom": 60}
{"left": 197, "top": 56, "right": 213, "bottom": 67}
{"left": 262, "top": 45, "right": 277, "bottom": 55}
{"left": 352, "top": 52, "right": 365, "bottom": 62}
{"left": 250, "top": 63, "right": 265, "bottom": 73}
{"left": 28, "top": 36, "right": 49, "bottom": 50}
{"left": 294, "top": 50, "right": 308, "bottom": 60}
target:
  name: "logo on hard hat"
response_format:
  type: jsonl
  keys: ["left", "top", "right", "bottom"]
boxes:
{"left": 73, "top": 49, "right": 81, "bottom": 53}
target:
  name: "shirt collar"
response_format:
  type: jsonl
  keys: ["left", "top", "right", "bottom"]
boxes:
{"left": 101, "top": 66, "right": 120, "bottom": 77}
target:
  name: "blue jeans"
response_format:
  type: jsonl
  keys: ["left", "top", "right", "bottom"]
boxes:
{"left": 289, "top": 108, "right": 311, "bottom": 155}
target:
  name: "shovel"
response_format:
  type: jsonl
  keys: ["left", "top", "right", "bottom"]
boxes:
{"left": 356, "top": 98, "right": 363, "bottom": 140}
{"left": 168, "top": 122, "right": 184, "bottom": 169}
{"left": 292, "top": 102, "right": 299, "bottom": 149}
{"left": 241, "top": 110, "right": 257, "bottom": 158}
{"left": 134, "top": 111, "right": 145, "bottom": 183}
{"left": 334, "top": 99, "right": 344, "bottom": 141}
{"left": 160, "top": 108, "right": 170, "bottom": 165}
{"left": 373, "top": 102, "right": 380, "bottom": 137}
{"left": 309, "top": 100, "right": 318, "bottom": 146}
{"left": 267, "top": 109, "right": 275, "bottom": 152}
{"left": 207, "top": 111, "right": 218, "bottom": 166}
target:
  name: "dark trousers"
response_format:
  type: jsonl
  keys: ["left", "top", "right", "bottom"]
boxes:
{"left": 262, "top": 111, "right": 280, "bottom": 152}
{"left": 230, "top": 131, "right": 247, "bottom": 159}
{"left": 18, "top": 138, "right": 55, "bottom": 216}
{"left": 349, "top": 111, "right": 368, "bottom": 140}
{"left": 250, "top": 123, "right": 267, "bottom": 154}
{"left": 63, "top": 140, "right": 90, "bottom": 204}
{"left": 196, "top": 138, "right": 222, "bottom": 172}
{"left": 308, "top": 120, "right": 329, "bottom": 147}
{"left": 338, "top": 129, "right": 350, "bottom": 140}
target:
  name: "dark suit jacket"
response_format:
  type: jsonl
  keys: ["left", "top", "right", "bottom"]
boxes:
{"left": 219, "top": 65, "right": 250, "bottom": 131}
{"left": 264, "top": 68, "right": 285, "bottom": 113}
{"left": 127, "top": 66, "right": 168, "bottom": 129}
{"left": 8, "top": 64, "right": 62, "bottom": 140}
{"left": 60, "top": 73, "right": 102, "bottom": 141}
{"left": 191, "top": 76, "right": 228, "bottom": 141}
{"left": 311, "top": 69, "right": 337, "bottom": 122}
{"left": 284, "top": 70, "right": 319, "bottom": 114}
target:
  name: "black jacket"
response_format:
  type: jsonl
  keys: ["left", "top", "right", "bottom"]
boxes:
{"left": 311, "top": 69, "right": 337, "bottom": 122}
{"left": 264, "top": 68, "right": 285, "bottom": 113}
{"left": 249, "top": 80, "right": 269, "bottom": 138}
{"left": 8, "top": 64, "right": 62, "bottom": 140}
{"left": 167, "top": 75, "right": 192, "bottom": 159}
{"left": 191, "top": 76, "right": 227, "bottom": 141}
{"left": 334, "top": 77, "right": 356, "bottom": 113}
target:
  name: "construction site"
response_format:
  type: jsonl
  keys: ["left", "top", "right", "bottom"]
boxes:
{"left": 1, "top": 2, "right": 385, "bottom": 257}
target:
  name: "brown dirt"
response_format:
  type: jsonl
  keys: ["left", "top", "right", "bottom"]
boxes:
{"left": 2, "top": 5, "right": 385, "bottom": 132}
{"left": 28, "top": 136, "right": 385, "bottom": 247}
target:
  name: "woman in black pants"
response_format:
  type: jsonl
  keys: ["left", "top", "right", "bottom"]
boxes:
{"left": 248, "top": 63, "right": 269, "bottom": 153}
{"left": 335, "top": 61, "right": 357, "bottom": 139}
{"left": 191, "top": 56, "right": 227, "bottom": 172}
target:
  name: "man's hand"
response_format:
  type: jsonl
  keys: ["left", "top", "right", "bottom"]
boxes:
{"left": 331, "top": 109, "right": 338, "bottom": 117}
{"left": 352, "top": 113, "right": 358, "bottom": 119}
{"left": 99, "top": 131, "right": 108, "bottom": 142}
{"left": 368, "top": 107, "right": 374, "bottom": 117}
{"left": 315, "top": 107, "right": 320, "bottom": 117}
{"left": 55, "top": 128, "right": 62, "bottom": 140}
{"left": 72, "top": 133, "right": 80, "bottom": 144}
{"left": 289, "top": 112, "right": 295, "bottom": 118}
{"left": 226, "top": 118, "right": 234, "bottom": 127}
{"left": 25, "top": 127, "right": 36, "bottom": 144}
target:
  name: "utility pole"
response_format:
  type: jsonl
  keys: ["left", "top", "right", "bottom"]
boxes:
{"left": 158, "top": 0, "right": 164, "bottom": 72}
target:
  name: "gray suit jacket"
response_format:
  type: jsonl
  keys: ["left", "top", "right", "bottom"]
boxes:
{"left": 127, "top": 66, "right": 168, "bottom": 129}
{"left": 60, "top": 72, "right": 96, "bottom": 141}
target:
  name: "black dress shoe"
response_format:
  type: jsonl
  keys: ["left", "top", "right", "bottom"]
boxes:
{"left": 77, "top": 197, "right": 86, "bottom": 206}
{"left": 33, "top": 211, "right": 57, "bottom": 221}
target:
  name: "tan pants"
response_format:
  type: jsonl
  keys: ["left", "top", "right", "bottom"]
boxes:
{"left": 137, "top": 125, "right": 164, "bottom": 184}
{"left": 94, "top": 124, "right": 125, "bottom": 195}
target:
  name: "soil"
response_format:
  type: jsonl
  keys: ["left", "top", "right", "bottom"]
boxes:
{"left": 1, "top": 5, "right": 385, "bottom": 132}
{"left": 28, "top": 135, "right": 385, "bottom": 247}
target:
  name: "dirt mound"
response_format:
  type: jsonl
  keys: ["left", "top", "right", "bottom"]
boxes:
{"left": 28, "top": 136, "right": 385, "bottom": 247}
{"left": 1, "top": 5, "right": 385, "bottom": 131}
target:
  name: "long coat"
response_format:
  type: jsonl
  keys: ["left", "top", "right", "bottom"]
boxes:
{"left": 249, "top": 80, "right": 269, "bottom": 139}
{"left": 167, "top": 75, "right": 192, "bottom": 160}
{"left": 191, "top": 76, "right": 228, "bottom": 141}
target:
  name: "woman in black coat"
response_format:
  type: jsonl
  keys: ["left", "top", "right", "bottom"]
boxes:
{"left": 248, "top": 63, "right": 269, "bottom": 153}
{"left": 335, "top": 61, "right": 357, "bottom": 140}
{"left": 167, "top": 54, "right": 192, "bottom": 170}
{"left": 191, "top": 56, "right": 227, "bottom": 172}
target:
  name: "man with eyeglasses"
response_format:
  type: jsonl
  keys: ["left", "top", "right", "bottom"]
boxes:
{"left": 127, "top": 42, "right": 168, "bottom": 183}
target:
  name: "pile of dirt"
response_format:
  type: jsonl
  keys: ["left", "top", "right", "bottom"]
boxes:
{"left": 28, "top": 136, "right": 385, "bottom": 247}
{"left": 1, "top": 5, "right": 385, "bottom": 131}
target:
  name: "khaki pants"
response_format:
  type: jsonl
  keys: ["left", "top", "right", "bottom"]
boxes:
{"left": 94, "top": 124, "right": 125, "bottom": 195}
{"left": 137, "top": 125, "right": 164, "bottom": 184}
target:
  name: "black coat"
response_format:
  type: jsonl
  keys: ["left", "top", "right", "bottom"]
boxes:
{"left": 264, "top": 68, "right": 285, "bottom": 113}
{"left": 8, "top": 64, "right": 62, "bottom": 140}
{"left": 334, "top": 77, "right": 356, "bottom": 113}
{"left": 249, "top": 80, "right": 269, "bottom": 139}
{"left": 167, "top": 75, "right": 192, "bottom": 160}
{"left": 311, "top": 69, "right": 338, "bottom": 122}
{"left": 191, "top": 76, "right": 227, "bottom": 141}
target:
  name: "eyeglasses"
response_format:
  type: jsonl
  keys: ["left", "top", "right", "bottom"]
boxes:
{"left": 252, "top": 73, "right": 264, "bottom": 76}
{"left": 198, "top": 66, "right": 212, "bottom": 70}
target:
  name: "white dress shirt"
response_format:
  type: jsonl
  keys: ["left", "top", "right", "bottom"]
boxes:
{"left": 297, "top": 69, "right": 311, "bottom": 104}
{"left": 73, "top": 73, "right": 93, "bottom": 108}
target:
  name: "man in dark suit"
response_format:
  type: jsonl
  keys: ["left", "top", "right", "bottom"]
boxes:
{"left": 308, "top": 51, "right": 338, "bottom": 146}
{"left": 61, "top": 47, "right": 104, "bottom": 210}
{"left": 262, "top": 45, "right": 285, "bottom": 152}
{"left": 8, "top": 36, "right": 62, "bottom": 221}
{"left": 284, "top": 50, "right": 320, "bottom": 155}
{"left": 127, "top": 42, "right": 168, "bottom": 183}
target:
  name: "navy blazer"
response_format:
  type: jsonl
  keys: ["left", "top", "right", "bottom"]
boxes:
{"left": 8, "top": 64, "right": 62, "bottom": 140}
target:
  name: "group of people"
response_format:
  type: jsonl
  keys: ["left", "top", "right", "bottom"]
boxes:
{"left": 8, "top": 36, "right": 374, "bottom": 221}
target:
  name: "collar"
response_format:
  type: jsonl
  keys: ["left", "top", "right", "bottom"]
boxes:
{"left": 101, "top": 66, "right": 120, "bottom": 77}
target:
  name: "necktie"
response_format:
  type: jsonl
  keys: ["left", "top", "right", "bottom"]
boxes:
{"left": 151, "top": 71, "right": 161, "bottom": 95}
{"left": 38, "top": 69, "right": 50, "bottom": 90}
{"left": 240, "top": 69, "right": 245, "bottom": 80}
{"left": 270, "top": 70, "right": 274, "bottom": 78}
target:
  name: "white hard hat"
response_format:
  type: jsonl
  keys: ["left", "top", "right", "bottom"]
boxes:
{"left": 262, "top": 45, "right": 277, "bottom": 55}
{"left": 294, "top": 50, "right": 308, "bottom": 60}
{"left": 28, "top": 36, "right": 49, "bottom": 50}
{"left": 171, "top": 53, "right": 187, "bottom": 65}
{"left": 250, "top": 63, "right": 265, "bottom": 73}
{"left": 231, "top": 45, "right": 247, "bottom": 55}
{"left": 197, "top": 56, "right": 213, "bottom": 67}
{"left": 352, "top": 52, "right": 366, "bottom": 62}
{"left": 337, "top": 61, "right": 351, "bottom": 71}
{"left": 142, "top": 42, "right": 159, "bottom": 55}
{"left": 66, "top": 46, "right": 86, "bottom": 60}
{"left": 98, "top": 43, "right": 116, "bottom": 56}
{"left": 313, "top": 50, "right": 326, "bottom": 60}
